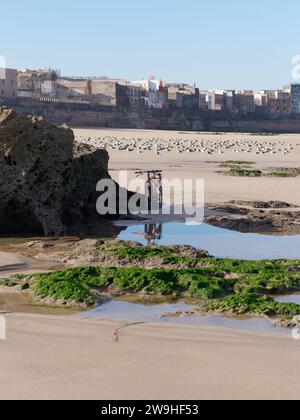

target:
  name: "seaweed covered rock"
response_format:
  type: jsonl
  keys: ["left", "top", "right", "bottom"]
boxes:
{"left": 0, "top": 107, "right": 111, "bottom": 236}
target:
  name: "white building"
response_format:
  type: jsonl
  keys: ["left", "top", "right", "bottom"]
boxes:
{"left": 206, "top": 90, "right": 224, "bottom": 111}
{"left": 130, "top": 77, "right": 165, "bottom": 108}
{"left": 131, "top": 77, "right": 161, "bottom": 92}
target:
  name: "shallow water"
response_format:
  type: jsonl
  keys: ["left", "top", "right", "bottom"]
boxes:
{"left": 82, "top": 300, "right": 192, "bottom": 322}
{"left": 80, "top": 300, "right": 288, "bottom": 334}
{"left": 276, "top": 293, "right": 300, "bottom": 305}
{"left": 118, "top": 221, "right": 300, "bottom": 260}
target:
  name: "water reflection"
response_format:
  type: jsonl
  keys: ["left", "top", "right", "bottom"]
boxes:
{"left": 118, "top": 221, "right": 300, "bottom": 260}
{"left": 80, "top": 299, "right": 288, "bottom": 334}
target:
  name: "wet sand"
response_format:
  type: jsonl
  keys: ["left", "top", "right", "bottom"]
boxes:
{"left": 0, "top": 252, "right": 31, "bottom": 272}
{"left": 74, "top": 128, "right": 300, "bottom": 206}
{"left": 0, "top": 251, "right": 62, "bottom": 276}
{"left": 0, "top": 288, "right": 79, "bottom": 315}
{"left": 0, "top": 313, "right": 299, "bottom": 400}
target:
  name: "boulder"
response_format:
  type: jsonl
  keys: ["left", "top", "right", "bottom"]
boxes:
{"left": 0, "top": 107, "right": 113, "bottom": 236}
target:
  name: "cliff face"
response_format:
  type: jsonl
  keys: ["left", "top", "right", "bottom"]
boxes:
{"left": 3, "top": 98, "right": 300, "bottom": 133}
{"left": 0, "top": 107, "right": 110, "bottom": 236}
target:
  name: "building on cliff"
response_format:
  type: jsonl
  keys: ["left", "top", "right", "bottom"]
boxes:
{"left": 126, "top": 83, "right": 146, "bottom": 108}
{"left": 56, "top": 77, "right": 89, "bottom": 100}
{"left": 224, "top": 91, "right": 234, "bottom": 113}
{"left": 206, "top": 90, "right": 225, "bottom": 111}
{"left": 290, "top": 84, "right": 300, "bottom": 114}
{"left": 56, "top": 77, "right": 128, "bottom": 107}
{"left": 206, "top": 90, "right": 258, "bottom": 114}
{"left": 129, "top": 77, "right": 168, "bottom": 109}
{"left": 4, "top": 66, "right": 298, "bottom": 117}
{"left": 167, "top": 84, "right": 199, "bottom": 110}
{"left": 131, "top": 77, "right": 161, "bottom": 93}
{"left": 18, "top": 71, "right": 129, "bottom": 107}
{"left": 233, "top": 90, "right": 255, "bottom": 114}
{"left": 263, "top": 90, "right": 291, "bottom": 115}
{"left": 199, "top": 91, "right": 208, "bottom": 111}
{"left": 0, "top": 68, "right": 17, "bottom": 98}
{"left": 18, "top": 69, "right": 58, "bottom": 98}
{"left": 148, "top": 84, "right": 168, "bottom": 110}
{"left": 89, "top": 78, "right": 128, "bottom": 107}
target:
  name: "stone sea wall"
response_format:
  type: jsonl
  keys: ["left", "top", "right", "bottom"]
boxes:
{"left": 2, "top": 97, "right": 300, "bottom": 133}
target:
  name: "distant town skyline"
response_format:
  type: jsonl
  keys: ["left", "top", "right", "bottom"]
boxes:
{"left": 1, "top": 0, "right": 300, "bottom": 90}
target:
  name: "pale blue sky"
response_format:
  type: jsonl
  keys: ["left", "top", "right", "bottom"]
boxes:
{"left": 1, "top": 0, "right": 299, "bottom": 89}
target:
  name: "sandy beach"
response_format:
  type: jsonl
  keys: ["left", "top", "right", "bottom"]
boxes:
{"left": 0, "top": 313, "right": 298, "bottom": 400}
{"left": 1, "top": 128, "right": 300, "bottom": 400}
{"left": 0, "top": 252, "right": 31, "bottom": 272}
{"left": 0, "top": 250, "right": 62, "bottom": 276}
{"left": 74, "top": 128, "right": 300, "bottom": 206}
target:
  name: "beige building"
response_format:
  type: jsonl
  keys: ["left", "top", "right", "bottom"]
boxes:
{"left": 18, "top": 69, "right": 58, "bottom": 98}
{"left": 56, "top": 78, "right": 88, "bottom": 100}
{"left": 90, "top": 79, "right": 128, "bottom": 107}
{"left": 56, "top": 77, "right": 128, "bottom": 107}
{"left": 0, "top": 68, "right": 18, "bottom": 97}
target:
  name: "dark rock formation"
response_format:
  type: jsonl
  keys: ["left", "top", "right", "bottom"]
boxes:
{"left": 206, "top": 201, "right": 300, "bottom": 234}
{"left": 0, "top": 107, "right": 112, "bottom": 236}
{"left": 229, "top": 200, "right": 298, "bottom": 209}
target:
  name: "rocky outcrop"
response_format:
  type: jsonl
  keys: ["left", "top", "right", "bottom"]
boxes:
{"left": 0, "top": 107, "right": 112, "bottom": 236}
{"left": 205, "top": 201, "right": 300, "bottom": 234}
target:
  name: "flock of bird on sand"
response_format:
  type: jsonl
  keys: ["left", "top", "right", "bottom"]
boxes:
{"left": 76, "top": 134, "right": 295, "bottom": 156}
